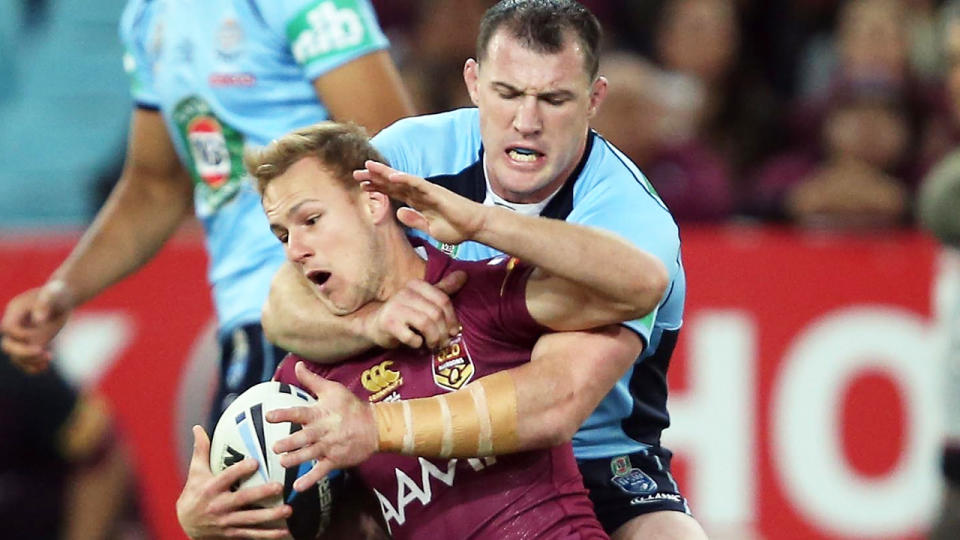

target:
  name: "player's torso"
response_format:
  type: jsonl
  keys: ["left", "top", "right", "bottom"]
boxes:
{"left": 292, "top": 256, "right": 594, "bottom": 538}
{"left": 375, "top": 112, "right": 685, "bottom": 456}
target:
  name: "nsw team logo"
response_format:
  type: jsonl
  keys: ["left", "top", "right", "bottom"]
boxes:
{"left": 187, "top": 116, "right": 231, "bottom": 188}
{"left": 361, "top": 361, "right": 403, "bottom": 402}
{"left": 610, "top": 455, "right": 658, "bottom": 495}
{"left": 432, "top": 334, "right": 474, "bottom": 391}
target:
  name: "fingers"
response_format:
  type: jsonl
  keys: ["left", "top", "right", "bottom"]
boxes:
{"left": 293, "top": 361, "right": 330, "bottom": 395}
{"left": 397, "top": 207, "right": 429, "bottom": 232}
{"left": 415, "top": 274, "right": 464, "bottom": 334}
{"left": 277, "top": 442, "right": 322, "bottom": 469}
{"left": 1, "top": 336, "right": 52, "bottom": 370}
{"left": 271, "top": 424, "right": 318, "bottom": 455}
{"left": 213, "top": 481, "right": 284, "bottom": 513}
{"left": 217, "top": 503, "right": 291, "bottom": 527}
{"left": 293, "top": 459, "right": 334, "bottom": 492}
{"left": 191, "top": 425, "right": 212, "bottom": 466}
{"left": 210, "top": 458, "right": 260, "bottom": 493}
{"left": 265, "top": 404, "right": 314, "bottom": 426}
{"left": 435, "top": 270, "right": 468, "bottom": 297}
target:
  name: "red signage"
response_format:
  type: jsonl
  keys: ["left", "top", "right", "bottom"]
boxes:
{"left": 0, "top": 227, "right": 945, "bottom": 539}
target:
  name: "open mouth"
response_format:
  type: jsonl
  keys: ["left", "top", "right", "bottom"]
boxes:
{"left": 306, "top": 270, "right": 331, "bottom": 288}
{"left": 506, "top": 146, "right": 543, "bottom": 163}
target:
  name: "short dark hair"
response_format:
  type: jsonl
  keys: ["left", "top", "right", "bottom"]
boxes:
{"left": 476, "top": 0, "right": 602, "bottom": 80}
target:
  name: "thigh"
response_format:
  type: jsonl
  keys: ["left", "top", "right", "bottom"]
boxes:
{"left": 578, "top": 446, "right": 692, "bottom": 535}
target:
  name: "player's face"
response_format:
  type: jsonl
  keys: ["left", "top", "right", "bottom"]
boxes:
{"left": 465, "top": 30, "right": 607, "bottom": 203}
{"left": 262, "top": 157, "right": 386, "bottom": 316}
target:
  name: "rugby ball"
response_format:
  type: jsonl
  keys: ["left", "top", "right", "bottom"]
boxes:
{"left": 209, "top": 381, "right": 338, "bottom": 539}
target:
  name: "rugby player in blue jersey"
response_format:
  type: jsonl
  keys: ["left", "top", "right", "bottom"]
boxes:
{"left": 262, "top": 1, "right": 708, "bottom": 538}
{"left": 0, "top": 0, "right": 414, "bottom": 428}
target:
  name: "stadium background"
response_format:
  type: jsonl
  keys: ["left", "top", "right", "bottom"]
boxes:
{"left": 0, "top": 0, "right": 956, "bottom": 539}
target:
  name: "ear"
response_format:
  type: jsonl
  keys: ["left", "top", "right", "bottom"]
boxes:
{"left": 586, "top": 76, "right": 608, "bottom": 119}
{"left": 362, "top": 189, "right": 393, "bottom": 225}
{"left": 463, "top": 58, "right": 481, "bottom": 106}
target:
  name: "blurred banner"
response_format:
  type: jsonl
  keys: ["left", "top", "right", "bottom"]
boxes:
{"left": 0, "top": 227, "right": 946, "bottom": 540}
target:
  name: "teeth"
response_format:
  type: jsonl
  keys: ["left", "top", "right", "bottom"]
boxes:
{"left": 508, "top": 149, "right": 538, "bottom": 162}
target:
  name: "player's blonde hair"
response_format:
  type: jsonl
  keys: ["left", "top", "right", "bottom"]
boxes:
{"left": 244, "top": 121, "right": 388, "bottom": 194}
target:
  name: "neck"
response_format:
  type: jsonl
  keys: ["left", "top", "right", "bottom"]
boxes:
{"left": 374, "top": 225, "right": 427, "bottom": 302}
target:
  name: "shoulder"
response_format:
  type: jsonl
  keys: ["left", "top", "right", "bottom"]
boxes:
{"left": 373, "top": 109, "right": 482, "bottom": 175}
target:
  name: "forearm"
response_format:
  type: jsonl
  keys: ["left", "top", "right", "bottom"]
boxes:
{"left": 372, "top": 326, "right": 641, "bottom": 456}
{"left": 263, "top": 262, "right": 376, "bottom": 362}
{"left": 472, "top": 206, "right": 667, "bottom": 313}
{"left": 49, "top": 170, "right": 192, "bottom": 308}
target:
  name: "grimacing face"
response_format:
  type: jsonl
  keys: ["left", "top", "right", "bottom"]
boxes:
{"left": 464, "top": 29, "right": 607, "bottom": 203}
{"left": 262, "top": 157, "right": 387, "bottom": 316}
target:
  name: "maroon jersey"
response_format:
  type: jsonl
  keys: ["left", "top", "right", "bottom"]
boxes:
{"left": 274, "top": 242, "right": 607, "bottom": 539}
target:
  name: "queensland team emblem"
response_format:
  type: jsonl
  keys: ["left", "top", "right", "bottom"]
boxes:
{"left": 187, "top": 116, "right": 231, "bottom": 188}
{"left": 361, "top": 361, "right": 403, "bottom": 402}
{"left": 432, "top": 334, "right": 475, "bottom": 391}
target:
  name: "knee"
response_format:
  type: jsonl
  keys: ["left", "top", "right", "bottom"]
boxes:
{"left": 611, "top": 511, "right": 708, "bottom": 540}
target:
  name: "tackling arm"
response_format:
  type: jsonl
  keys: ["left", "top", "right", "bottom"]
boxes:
{"left": 373, "top": 325, "right": 641, "bottom": 457}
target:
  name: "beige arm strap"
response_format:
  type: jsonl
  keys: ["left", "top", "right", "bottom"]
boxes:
{"left": 372, "top": 371, "right": 519, "bottom": 458}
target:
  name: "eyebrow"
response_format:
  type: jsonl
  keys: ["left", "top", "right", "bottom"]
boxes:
{"left": 491, "top": 81, "right": 576, "bottom": 101}
{"left": 287, "top": 199, "right": 321, "bottom": 219}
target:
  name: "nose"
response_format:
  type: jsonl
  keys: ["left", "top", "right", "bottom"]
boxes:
{"left": 285, "top": 231, "right": 313, "bottom": 263}
{"left": 512, "top": 95, "right": 542, "bottom": 135}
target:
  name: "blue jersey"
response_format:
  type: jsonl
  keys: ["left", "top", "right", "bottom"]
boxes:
{"left": 119, "top": 0, "right": 390, "bottom": 333}
{"left": 372, "top": 108, "right": 686, "bottom": 459}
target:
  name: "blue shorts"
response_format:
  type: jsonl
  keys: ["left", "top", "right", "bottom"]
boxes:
{"left": 578, "top": 445, "right": 692, "bottom": 534}
{"left": 207, "top": 323, "right": 287, "bottom": 431}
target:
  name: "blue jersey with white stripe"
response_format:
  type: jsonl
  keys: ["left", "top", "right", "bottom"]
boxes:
{"left": 119, "top": 0, "right": 389, "bottom": 333}
{"left": 373, "top": 108, "right": 686, "bottom": 459}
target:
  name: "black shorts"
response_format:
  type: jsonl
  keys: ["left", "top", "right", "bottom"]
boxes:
{"left": 578, "top": 446, "right": 691, "bottom": 534}
{"left": 207, "top": 323, "right": 287, "bottom": 431}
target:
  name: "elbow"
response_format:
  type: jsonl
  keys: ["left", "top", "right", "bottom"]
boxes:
{"left": 621, "top": 258, "right": 669, "bottom": 320}
{"left": 261, "top": 298, "right": 283, "bottom": 346}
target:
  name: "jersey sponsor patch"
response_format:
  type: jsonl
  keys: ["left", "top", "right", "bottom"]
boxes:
{"left": 432, "top": 334, "right": 475, "bottom": 391}
{"left": 286, "top": 0, "right": 377, "bottom": 66}
{"left": 610, "top": 455, "right": 658, "bottom": 495}
{"left": 361, "top": 360, "right": 404, "bottom": 402}
{"left": 171, "top": 96, "right": 246, "bottom": 212}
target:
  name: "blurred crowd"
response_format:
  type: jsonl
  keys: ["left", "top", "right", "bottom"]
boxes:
{"left": 374, "top": 0, "right": 960, "bottom": 229}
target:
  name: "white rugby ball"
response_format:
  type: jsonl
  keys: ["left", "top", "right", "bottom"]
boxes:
{"left": 209, "top": 381, "right": 338, "bottom": 539}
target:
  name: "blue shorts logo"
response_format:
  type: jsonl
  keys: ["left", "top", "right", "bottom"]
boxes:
{"left": 610, "top": 455, "right": 657, "bottom": 495}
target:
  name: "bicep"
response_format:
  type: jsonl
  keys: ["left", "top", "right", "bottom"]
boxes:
{"left": 524, "top": 268, "right": 635, "bottom": 331}
{"left": 124, "top": 108, "right": 190, "bottom": 184}
{"left": 312, "top": 50, "right": 415, "bottom": 134}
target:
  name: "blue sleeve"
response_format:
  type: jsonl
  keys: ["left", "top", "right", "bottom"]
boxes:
{"left": 567, "top": 155, "right": 682, "bottom": 345}
{"left": 255, "top": 0, "right": 390, "bottom": 81}
{"left": 118, "top": 0, "right": 160, "bottom": 108}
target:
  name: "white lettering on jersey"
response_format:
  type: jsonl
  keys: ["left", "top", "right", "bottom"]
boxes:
{"left": 372, "top": 456, "right": 497, "bottom": 534}
{"left": 292, "top": 2, "right": 364, "bottom": 62}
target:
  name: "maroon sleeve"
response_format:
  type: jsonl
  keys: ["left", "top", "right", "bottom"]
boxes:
{"left": 493, "top": 257, "right": 550, "bottom": 346}
{"left": 272, "top": 353, "right": 331, "bottom": 389}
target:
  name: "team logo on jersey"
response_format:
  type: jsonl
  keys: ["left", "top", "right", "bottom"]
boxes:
{"left": 286, "top": 0, "right": 377, "bottom": 66}
{"left": 361, "top": 361, "right": 403, "bottom": 402}
{"left": 173, "top": 96, "right": 246, "bottom": 212}
{"left": 216, "top": 17, "right": 245, "bottom": 61}
{"left": 432, "top": 334, "right": 475, "bottom": 391}
{"left": 610, "top": 455, "right": 658, "bottom": 495}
